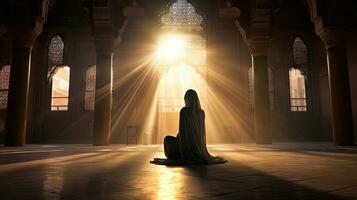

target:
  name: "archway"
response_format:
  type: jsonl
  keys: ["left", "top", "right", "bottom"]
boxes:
{"left": 154, "top": 0, "right": 207, "bottom": 143}
{"left": 157, "top": 62, "right": 207, "bottom": 143}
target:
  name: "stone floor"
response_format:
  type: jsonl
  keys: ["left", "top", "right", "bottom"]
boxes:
{"left": 0, "top": 143, "right": 357, "bottom": 200}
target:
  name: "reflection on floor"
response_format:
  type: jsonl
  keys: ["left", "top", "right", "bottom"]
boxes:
{"left": 0, "top": 143, "right": 357, "bottom": 200}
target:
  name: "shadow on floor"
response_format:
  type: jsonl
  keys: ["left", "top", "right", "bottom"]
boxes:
{"left": 0, "top": 144, "right": 355, "bottom": 200}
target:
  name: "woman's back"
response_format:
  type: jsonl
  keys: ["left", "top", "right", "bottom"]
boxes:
{"left": 178, "top": 107, "right": 207, "bottom": 162}
{"left": 151, "top": 89, "right": 226, "bottom": 165}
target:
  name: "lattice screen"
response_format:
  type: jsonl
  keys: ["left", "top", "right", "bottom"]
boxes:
{"left": 85, "top": 66, "right": 96, "bottom": 111}
{"left": 0, "top": 65, "right": 11, "bottom": 109}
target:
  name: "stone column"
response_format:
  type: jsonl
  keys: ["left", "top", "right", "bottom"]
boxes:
{"left": 93, "top": 39, "right": 113, "bottom": 146}
{"left": 319, "top": 29, "right": 354, "bottom": 146}
{"left": 5, "top": 28, "right": 42, "bottom": 146}
{"left": 250, "top": 40, "right": 272, "bottom": 144}
{"left": 0, "top": 24, "right": 6, "bottom": 38}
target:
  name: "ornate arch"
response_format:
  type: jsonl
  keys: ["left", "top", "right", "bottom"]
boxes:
{"left": 41, "top": 0, "right": 57, "bottom": 20}
{"left": 291, "top": 36, "right": 310, "bottom": 85}
{"left": 292, "top": 37, "right": 309, "bottom": 67}
{"left": 161, "top": 0, "right": 204, "bottom": 32}
{"left": 302, "top": 0, "right": 322, "bottom": 22}
{"left": 47, "top": 34, "right": 65, "bottom": 81}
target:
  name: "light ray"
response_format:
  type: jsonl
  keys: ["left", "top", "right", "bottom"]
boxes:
{"left": 108, "top": 31, "right": 253, "bottom": 144}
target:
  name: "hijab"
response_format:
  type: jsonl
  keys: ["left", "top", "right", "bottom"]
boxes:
{"left": 184, "top": 89, "right": 201, "bottom": 113}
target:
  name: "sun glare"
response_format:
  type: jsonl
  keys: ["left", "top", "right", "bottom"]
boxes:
{"left": 153, "top": 32, "right": 208, "bottom": 143}
{"left": 109, "top": 0, "right": 254, "bottom": 145}
{"left": 156, "top": 34, "right": 187, "bottom": 61}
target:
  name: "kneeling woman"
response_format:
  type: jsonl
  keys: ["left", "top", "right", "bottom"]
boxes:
{"left": 151, "top": 89, "right": 227, "bottom": 165}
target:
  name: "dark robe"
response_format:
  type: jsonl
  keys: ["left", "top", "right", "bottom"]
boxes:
{"left": 151, "top": 107, "right": 227, "bottom": 165}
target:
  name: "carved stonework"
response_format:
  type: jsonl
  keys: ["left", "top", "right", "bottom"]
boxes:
{"left": 123, "top": 5, "right": 145, "bottom": 18}
{"left": 47, "top": 65, "right": 66, "bottom": 82}
{"left": 95, "top": 38, "right": 116, "bottom": 55}
{"left": 92, "top": 6, "right": 114, "bottom": 38}
{"left": 318, "top": 29, "right": 346, "bottom": 49}
{"left": 219, "top": 7, "right": 240, "bottom": 18}
{"left": 8, "top": 17, "right": 45, "bottom": 48}
{"left": 93, "top": 0, "right": 115, "bottom": 36}
{"left": 248, "top": 9, "right": 271, "bottom": 39}
{"left": 305, "top": 0, "right": 353, "bottom": 41}
{"left": 93, "top": 3, "right": 116, "bottom": 54}
{"left": 161, "top": 0, "right": 203, "bottom": 32}
{"left": 247, "top": 39, "right": 270, "bottom": 56}
{"left": 244, "top": 9, "right": 272, "bottom": 56}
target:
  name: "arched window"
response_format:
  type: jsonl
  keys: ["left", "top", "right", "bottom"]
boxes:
{"left": 290, "top": 37, "right": 309, "bottom": 112}
{"left": 85, "top": 65, "right": 96, "bottom": 111}
{"left": 289, "top": 68, "right": 307, "bottom": 112}
{"left": 47, "top": 35, "right": 69, "bottom": 111}
{"left": 51, "top": 66, "right": 70, "bottom": 111}
{"left": 248, "top": 66, "right": 275, "bottom": 112}
{"left": 158, "top": 0, "right": 206, "bottom": 113}
{"left": 48, "top": 35, "right": 64, "bottom": 68}
{"left": 293, "top": 37, "right": 308, "bottom": 66}
{"left": 248, "top": 67, "right": 255, "bottom": 111}
{"left": 0, "top": 65, "right": 11, "bottom": 109}
{"left": 161, "top": 0, "right": 203, "bottom": 32}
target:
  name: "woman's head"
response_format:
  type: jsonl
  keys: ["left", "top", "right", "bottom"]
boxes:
{"left": 184, "top": 89, "right": 201, "bottom": 109}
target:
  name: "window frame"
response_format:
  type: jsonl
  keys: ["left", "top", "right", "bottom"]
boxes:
{"left": 289, "top": 67, "right": 308, "bottom": 112}
{"left": 49, "top": 65, "right": 71, "bottom": 112}
{"left": 289, "top": 36, "right": 310, "bottom": 113}
{"left": 47, "top": 34, "right": 71, "bottom": 112}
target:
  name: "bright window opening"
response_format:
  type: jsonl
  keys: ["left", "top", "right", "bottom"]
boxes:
{"left": 289, "top": 68, "right": 307, "bottom": 112}
{"left": 157, "top": 0, "right": 206, "bottom": 143}
{"left": 51, "top": 66, "right": 70, "bottom": 111}
{"left": 290, "top": 37, "right": 309, "bottom": 112}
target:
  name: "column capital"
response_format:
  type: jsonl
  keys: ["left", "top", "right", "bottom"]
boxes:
{"left": 8, "top": 17, "right": 45, "bottom": 48}
{"left": 318, "top": 28, "right": 346, "bottom": 49}
{"left": 94, "top": 38, "right": 116, "bottom": 55}
{"left": 92, "top": 2, "right": 116, "bottom": 55}
{"left": 243, "top": 8, "right": 271, "bottom": 56}
{"left": 247, "top": 39, "right": 270, "bottom": 56}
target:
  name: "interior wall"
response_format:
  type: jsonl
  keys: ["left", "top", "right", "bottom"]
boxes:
{"left": 28, "top": 27, "right": 96, "bottom": 143}
{"left": 0, "top": 36, "right": 11, "bottom": 144}
{"left": 112, "top": 12, "right": 158, "bottom": 144}
{"left": 315, "top": 37, "right": 332, "bottom": 141}
{"left": 268, "top": 0, "right": 329, "bottom": 142}
{"left": 347, "top": 29, "right": 357, "bottom": 142}
{"left": 0, "top": 0, "right": 355, "bottom": 144}
{"left": 208, "top": 15, "right": 253, "bottom": 143}
{"left": 268, "top": 31, "right": 324, "bottom": 142}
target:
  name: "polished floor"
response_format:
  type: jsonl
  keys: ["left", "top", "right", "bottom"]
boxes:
{"left": 0, "top": 143, "right": 357, "bottom": 200}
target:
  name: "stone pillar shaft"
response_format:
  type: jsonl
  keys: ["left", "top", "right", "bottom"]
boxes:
{"left": 93, "top": 53, "right": 113, "bottom": 146}
{"left": 5, "top": 45, "right": 32, "bottom": 146}
{"left": 252, "top": 55, "right": 271, "bottom": 144}
{"left": 319, "top": 29, "right": 354, "bottom": 145}
{"left": 326, "top": 46, "right": 354, "bottom": 145}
